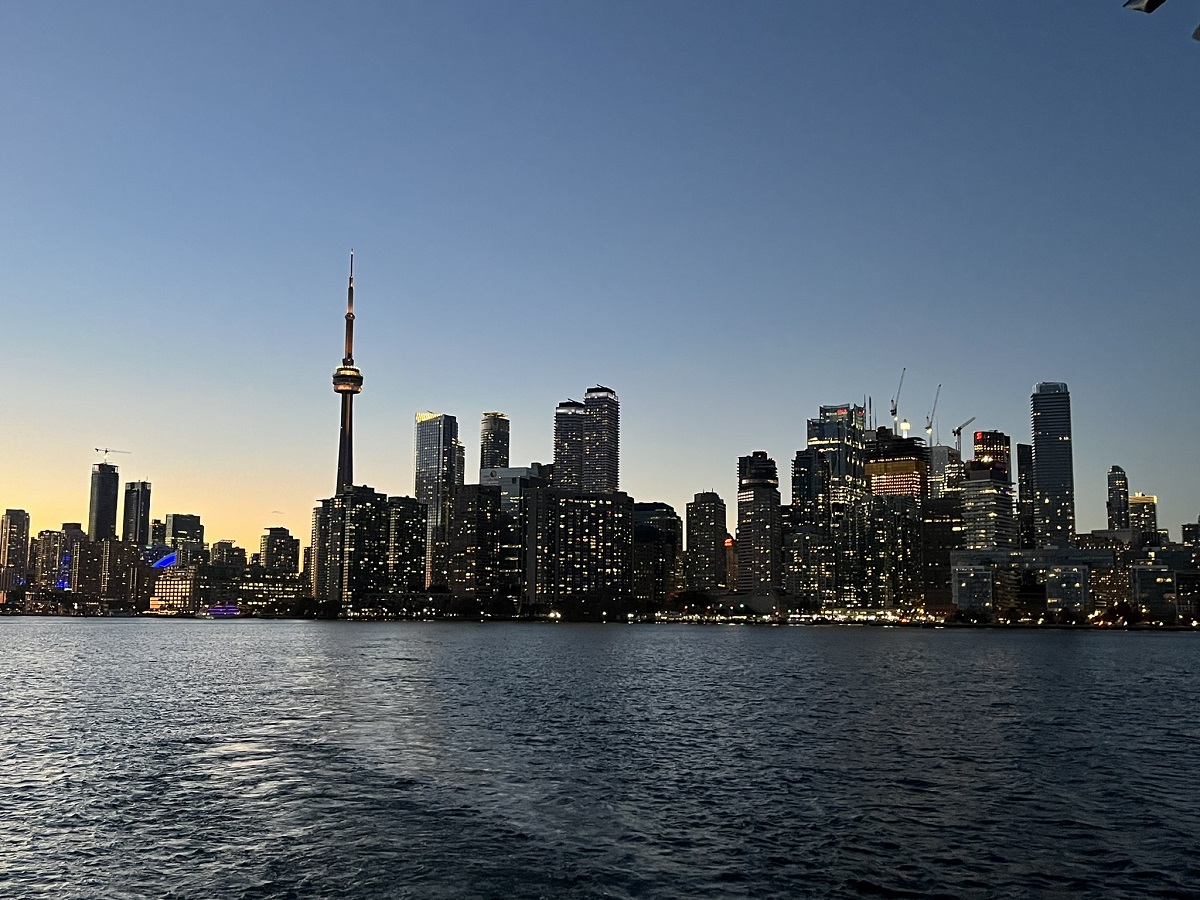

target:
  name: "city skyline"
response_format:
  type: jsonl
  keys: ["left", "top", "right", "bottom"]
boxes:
{"left": 3, "top": 3, "right": 1198, "bottom": 549}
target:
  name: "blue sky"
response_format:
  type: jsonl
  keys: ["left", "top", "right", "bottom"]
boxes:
{"left": 2, "top": 1, "right": 1198, "bottom": 548}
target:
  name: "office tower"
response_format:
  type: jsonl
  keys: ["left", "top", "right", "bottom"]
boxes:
{"left": 553, "top": 400, "right": 586, "bottom": 489}
{"left": 633, "top": 502, "right": 682, "bottom": 610}
{"left": 685, "top": 491, "right": 728, "bottom": 593}
{"left": 414, "top": 412, "right": 462, "bottom": 586}
{"left": 447, "top": 484, "right": 502, "bottom": 607}
{"left": 88, "top": 463, "right": 120, "bottom": 541}
{"left": 166, "top": 514, "right": 205, "bottom": 563}
{"left": 858, "top": 495, "right": 923, "bottom": 607}
{"left": 973, "top": 431, "right": 1011, "bottom": 476}
{"left": 525, "top": 488, "right": 634, "bottom": 619}
{"left": 332, "top": 253, "right": 363, "bottom": 493}
{"left": 311, "top": 486, "right": 390, "bottom": 613}
{"left": 736, "top": 451, "right": 782, "bottom": 593}
{"left": 1016, "top": 443, "right": 1036, "bottom": 548}
{"left": 583, "top": 386, "right": 620, "bottom": 493}
{"left": 122, "top": 482, "right": 152, "bottom": 546}
{"left": 920, "top": 495, "right": 964, "bottom": 613}
{"left": 480, "top": 412, "right": 510, "bottom": 471}
{"left": 260, "top": 527, "right": 300, "bottom": 574}
{"left": 150, "top": 519, "right": 167, "bottom": 546}
{"left": 865, "top": 428, "right": 929, "bottom": 498}
{"left": 961, "top": 464, "right": 1017, "bottom": 550}
{"left": 385, "top": 496, "right": 427, "bottom": 594}
{"left": 806, "top": 405, "right": 867, "bottom": 503}
{"left": 1107, "top": 466, "right": 1130, "bottom": 531}
{"left": 1129, "top": 493, "right": 1159, "bottom": 543}
{"left": 1030, "top": 382, "right": 1076, "bottom": 548}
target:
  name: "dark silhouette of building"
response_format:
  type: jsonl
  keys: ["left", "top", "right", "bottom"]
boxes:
{"left": 88, "top": 463, "right": 120, "bottom": 541}
{"left": 1031, "top": 382, "right": 1075, "bottom": 548}
{"left": 415, "top": 411, "right": 462, "bottom": 587}
{"left": 633, "top": 501, "right": 682, "bottom": 611}
{"left": 260, "top": 526, "right": 300, "bottom": 574}
{"left": 480, "top": 412, "right": 510, "bottom": 471}
{"left": 1107, "top": 465, "right": 1130, "bottom": 531}
{"left": 736, "top": 451, "right": 781, "bottom": 593}
{"left": 122, "top": 481, "right": 152, "bottom": 546}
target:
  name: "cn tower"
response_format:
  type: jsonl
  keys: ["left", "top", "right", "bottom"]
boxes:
{"left": 332, "top": 252, "right": 363, "bottom": 493}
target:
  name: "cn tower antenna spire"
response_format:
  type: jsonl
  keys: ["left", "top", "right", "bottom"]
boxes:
{"left": 344, "top": 249, "right": 355, "bottom": 365}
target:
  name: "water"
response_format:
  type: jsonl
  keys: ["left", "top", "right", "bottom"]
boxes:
{"left": 1, "top": 620, "right": 1197, "bottom": 899}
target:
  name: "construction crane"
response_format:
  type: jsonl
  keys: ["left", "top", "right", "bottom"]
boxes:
{"left": 951, "top": 418, "right": 976, "bottom": 457}
{"left": 889, "top": 367, "right": 906, "bottom": 432}
{"left": 924, "top": 384, "right": 942, "bottom": 441}
{"left": 1123, "top": 0, "right": 1200, "bottom": 41}
{"left": 94, "top": 447, "right": 131, "bottom": 463}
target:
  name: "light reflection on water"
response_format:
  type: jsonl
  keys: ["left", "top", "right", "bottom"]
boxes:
{"left": 1, "top": 619, "right": 1197, "bottom": 898}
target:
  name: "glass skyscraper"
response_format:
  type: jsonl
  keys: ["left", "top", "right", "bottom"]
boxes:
{"left": 1030, "top": 382, "right": 1075, "bottom": 548}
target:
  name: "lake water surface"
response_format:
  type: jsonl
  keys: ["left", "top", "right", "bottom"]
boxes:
{"left": 1, "top": 619, "right": 1196, "bottom": 898}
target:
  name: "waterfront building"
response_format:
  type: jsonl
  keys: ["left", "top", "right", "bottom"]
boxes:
{"left": 1030, "top": 382, "right": 1076, "bottom": 548}
{"left": 953, "top": 566, "right": 995, "bottom": 614}
{"left": 415, "top": 411, "right": 462, "bottom": 586}
{"left": 447, "top": 484, "right": 503, "bottom": 607}
{"left": 858, "top": 495, "right": 923, "bottom": 607}
{"left": 921, "top": 495, "right": 964, "bottom": 613}
{"left": 88, "top": 462, "right": 120, "bottom": 541}
{"left": 385, "top": 495, "right": 427, "bottom": 594}
{"left": 31, "top": 529, "right": 65, "bottom": 591}
{"left": 685, "top": 491, "right": 728, "bottom": 593}
{"left": 525, "top": 488, "right": 634, "bottom": 618}
{"left": 312, "top": 485, "right": 391, "bottom": 612}
{"left": 736, "top": 451, "right": 782, "bottom": 593}
{"left": 122, "top": 482, "right": 152, "bottom": 546}
{"left": 633, "top": 502, "right": 682, "bottom": 611}
{"left": 1045, "top": 566, "right": 1089, "bottom": 617}
{"left": 961, "top": 465, "right": 1017, "bottom": 550}
{"left": 479, "top": 412, "right": 510, "bottom": 472}
{"left": 1107, "top": 466, "right": 1130, "bottom": 531}
{"left": 260, "top": 527, "right": 300, "bottom": 574}
{"left": 783, "top": 530, "right": 836, "bottom": 608}
{"left": 0, "top": 509, "right": 31, "bottom": 590}
{"left": 210, "top": 540, "right": 247, "bottom": 568}
{"left": 480, "top": 465, "right": 550, "bottom": 608}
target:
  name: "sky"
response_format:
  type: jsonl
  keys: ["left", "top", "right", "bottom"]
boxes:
{"left": 2, "top": 1, "right": 1198, "bottom": 550}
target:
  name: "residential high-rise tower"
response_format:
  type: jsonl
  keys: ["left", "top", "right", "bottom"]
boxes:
{"left": 583, "top": 385, "right": 620, "bottom": 493}
{"left": 1030, "top": 382, "right": 1075, "bottom": 548}
{"left": 480, "top": 412, "right": 510, "bottom": 471}
{"left": 415, "top": 412, "right": 462, "bottom": 586}
{"left": 1107, "top": 465, "right": 1130, "bottom": 531}
{"left": 122, "top": 481, "right": 152, "bottom": 546}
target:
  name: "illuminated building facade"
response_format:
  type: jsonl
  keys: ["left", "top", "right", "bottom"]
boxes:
{"left": 685, "top": 491, "right": 727, "bottom": 592}
{"left": 311, "top": 486, "right": 390, "bottom": 613}
{"left": 633, "top": 501, "right": 682, "bottom": 610}
{"left": 0, "top": 509, "right": 31, "bottom": 590}
{"left": 583, "top": 386, "right": 620, "bottom": 493}
{"left": 736, "top": 451, "right": 782, "bottom": 593}
{"left": 552, "top": 400, "right": 586, "bottom": 489}
{"left": 973, "top": 430, "right": 1011, "bottom": 476}
{"left": 1129, "top": 493, "right": 1159, "bottom": 544}
{"left": 1031, "top": 382, "right": 1075, "bottom": 548}
{"left": 415, "top": 411, "right": 462, "bottom": 586}
{"left": 260, "top": 527, "right": 300, "bottom": 574}
{"left": 447, "top": 484, "right": 502, "bottom": 606}
{"left": 525, "top": 488, "right": 634, "bottom": 618}
{"left": 1107, "top": 465, "right": 1130, "bottom": 531}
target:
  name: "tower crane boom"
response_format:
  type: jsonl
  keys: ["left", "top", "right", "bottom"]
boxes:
{"left": 951, "top": 417, "right": 976, "bottom": 456}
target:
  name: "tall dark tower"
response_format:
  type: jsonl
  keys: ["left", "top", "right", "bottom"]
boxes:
{"left": 332, "top": 252, "right": 363, "bottom": 493}
{"left": 480, "top": 412, "right": 510, "bottom": 471}
{"left": 122, "top": 481, "right": 152, "bottom": 546}
{"left": 88, "top": 463, "right": 120, "bottom": 541}
{"left": 1030, "top": 382, "right": 1075, "bottom": 548}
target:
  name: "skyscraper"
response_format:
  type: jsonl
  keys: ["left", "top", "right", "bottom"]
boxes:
{"left": 122, "top": 481, "right": 152, "bottom": 546}
{"left": 165, "top": 513, "right": 205, "bottom": 563}
{"left": 736, "top": 451, "right": 782, "bottom": 593}
{"left": 1016, "top": 442, "right": 1035, "bottom": 549}
{"left": 1107, "top": 465, "right": 1130, "bottom": 531}
{"left": 480, "top": 412, "right": 510, "bottom": 471}
{"left": 414, "top": 412, "right": 462, "bottom": 586}
{"left": 1030, "top": 382, "right": 1075, "bottom": 548}
{"left": 583, "top": 385, "right": 620, "bottom": 493}
{"left": 685, "top": 491, "right": 728, "bottom": 593}
{"left": 88, "top": 463, "right": 120, "bottom": 541}
{"left": 332, "top": 253, "right": 363, "bottom": 494}
{"left": 1129, "top": 493, "right": 1159, "bottom": 543}
{"left": 553, "top": 399, "right": 586, "bottom": 489}
{"left": 973, "top": 430, "right": 1012, "bottom": 476}
{"left": 0, "top": 509, "right": 31, "bottom": 591}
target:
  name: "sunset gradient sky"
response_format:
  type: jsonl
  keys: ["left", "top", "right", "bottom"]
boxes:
{"left": 2, "top": 2, "right": 1198, "bottom": 550}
